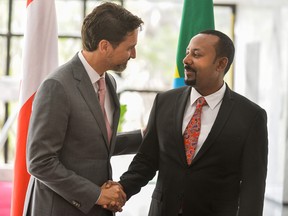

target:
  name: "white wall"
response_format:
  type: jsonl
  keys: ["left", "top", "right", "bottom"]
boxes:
{"left": 215, "top": 0, "right": 288, "bottom": 6}
{"left": 215, "top": 0, "right": 288, "bottom": 204}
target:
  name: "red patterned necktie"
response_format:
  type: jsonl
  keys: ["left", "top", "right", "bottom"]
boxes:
{"left": 97, "top": 77, "right": 112, "bottom": 143}
{"left": 183, "top": 97, "right": 207, "bottom": 165}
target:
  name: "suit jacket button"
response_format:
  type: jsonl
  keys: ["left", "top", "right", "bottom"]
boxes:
{"left": 72, "top": 200, "right": 81, "bottom": 208}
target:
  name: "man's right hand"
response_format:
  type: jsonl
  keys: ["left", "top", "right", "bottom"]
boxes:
{"left": 96, "top": 181, "right": 126, "bottom": 212}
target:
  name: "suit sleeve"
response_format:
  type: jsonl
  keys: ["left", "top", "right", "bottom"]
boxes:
{"left": 26, "top": 79, "right": 100, "bottom": 214}
{"left": 238, "top": 108, "right": 268, "bottom": 216}
{"left": 119, "top": 94, "right": 160, "bottom": 199}
{"left": 114, "top": 130, "right": 142, "bottom": 155}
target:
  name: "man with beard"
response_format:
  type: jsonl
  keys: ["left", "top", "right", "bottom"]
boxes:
{"left": 23, "top": 2, "right": 143, "bottom": 216}
{"left": 112, "top": 30, "right": 268, "bottom": 216}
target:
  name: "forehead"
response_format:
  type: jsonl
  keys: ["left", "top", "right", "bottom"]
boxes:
{"left": 188, "top": 34, "right": 218, "bottom": 52}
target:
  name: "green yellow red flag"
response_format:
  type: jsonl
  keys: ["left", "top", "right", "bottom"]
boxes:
{"left": 173, "top": 0, "right": 215, "bottom": 88}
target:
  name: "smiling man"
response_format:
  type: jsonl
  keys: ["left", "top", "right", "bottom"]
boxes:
{"left": 23, "top": 2, "right": 143, "bottom": 216}
{"left": 116, "top": 30, "right": 268, "bottom": 216}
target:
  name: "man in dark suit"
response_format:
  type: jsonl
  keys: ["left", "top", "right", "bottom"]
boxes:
{"left": 23, "top": 2, "right": 143, "bottom": 216}
{"left": 114, "top": 30, "right": 268, "bottom": 216}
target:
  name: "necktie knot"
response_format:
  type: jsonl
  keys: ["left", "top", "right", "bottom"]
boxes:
{"left": 97, "top": 78, "right": 106, "bottom": 111}
{"left": 97, "top": 77, "right": 106, "bottom": 92}
{"left": 196, "top": 97, "right": 207, "bottom": 109}
{"left": 96, "top": 77, "right": 112, "bottom": 143}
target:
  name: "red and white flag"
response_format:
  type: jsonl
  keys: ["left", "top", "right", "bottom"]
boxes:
{"left": 11, "top": 0, "right": 58, "bottom": 215}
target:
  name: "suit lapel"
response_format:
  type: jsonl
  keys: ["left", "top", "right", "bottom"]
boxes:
{"left": 71, "top": 55, "right": 110, "bottom": 148}
{"left": 192, "top": 86, "right": 235, "bottom": 163}
{"left": 175, "top": 87, "right": 192, "bottom": 165}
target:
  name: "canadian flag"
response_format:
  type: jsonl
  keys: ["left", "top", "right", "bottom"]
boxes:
{"left": 11, "top": 0, "right": 58, "bottom": 215}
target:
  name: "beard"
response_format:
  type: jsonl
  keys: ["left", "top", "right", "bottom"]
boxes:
{"left": 109, "top": 57, "right": 129, "bottom": 72}
{"left": 112, "top": 62, "right": 127, "bottom": 72}
{"left": 184, "top": 77, "right": 196, "bottom": 86}
{"left": 184, "top": 64, "right": 196, "bottom": 86}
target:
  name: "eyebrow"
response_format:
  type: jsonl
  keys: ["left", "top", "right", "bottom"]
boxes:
{"left": 186, "top": 48, "right": 200, "bottom": 53}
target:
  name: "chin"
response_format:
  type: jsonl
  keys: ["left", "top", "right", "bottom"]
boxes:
{"left": 113, "top": 65, "right": 126, "bottom": 72}
{"left": 184, "top": 78, "right": 196, "bottom": 86}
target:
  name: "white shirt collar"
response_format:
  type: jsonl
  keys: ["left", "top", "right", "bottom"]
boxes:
{"left": 190, "top": 83, "right": 226, "bottom": 110}
{"left": 78, "top": 51, "right": 105, "bottom": 85}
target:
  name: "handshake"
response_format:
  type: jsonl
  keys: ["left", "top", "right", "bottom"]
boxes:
{"left": 96, "top": 180, "right": 127, "bottom": 212}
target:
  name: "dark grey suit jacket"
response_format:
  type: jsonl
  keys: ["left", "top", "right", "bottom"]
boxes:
{"left": 120, "top": 84, "right": 268, "bottom": 216}
{"left": 24, "top": 54, "right": 141, "bottom": 216}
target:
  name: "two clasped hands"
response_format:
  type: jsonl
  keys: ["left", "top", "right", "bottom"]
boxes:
{"left": 96, "top": 180, "right": 126, "bottom": 212}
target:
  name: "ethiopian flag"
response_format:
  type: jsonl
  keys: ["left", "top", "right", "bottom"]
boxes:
{"left": 173, "top": 0, "right": 215, "bottom": 88}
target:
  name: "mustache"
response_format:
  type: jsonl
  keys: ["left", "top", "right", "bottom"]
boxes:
{"left": 184, "top": 64, "right": 195, "bottom": 72}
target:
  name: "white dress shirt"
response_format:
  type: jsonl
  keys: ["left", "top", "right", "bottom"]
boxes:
{"left": 182, "top": 84, "right": 226, "bottom": 157}
{"left": 78, "top": 51, "right": 114, "bottom": 127}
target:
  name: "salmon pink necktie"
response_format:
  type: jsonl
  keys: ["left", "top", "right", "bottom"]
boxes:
{"left": 97, "top": 77, "right": 112, "bottom": 143}
{"left": 183, "top": 97, "right": 207, "bottom": 165}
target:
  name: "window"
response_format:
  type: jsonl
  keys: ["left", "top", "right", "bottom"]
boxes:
{"left": 0, "top": 0, "right": 236, "bottom": 214}
{"left": 0, "top": 0, "right": 236, "bottom": 168}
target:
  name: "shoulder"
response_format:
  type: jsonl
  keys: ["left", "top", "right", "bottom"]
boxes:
{"left": 152, "top": 86, "right": 190, "bottom": 108}
{"left": 42, "top": 54, "right": 84, "bottom": 86}
{"left": 227, "top": 87, "right": 266, "bottom": 115}
{"left": 158, "top": 86, "right": 190, "bottom": 98}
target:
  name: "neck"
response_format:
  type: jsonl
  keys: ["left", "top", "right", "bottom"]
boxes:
{"left": 82, "top": 50, "right": 106, "bottom": 76}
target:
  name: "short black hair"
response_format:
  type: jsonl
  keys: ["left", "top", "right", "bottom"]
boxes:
{"left": 199, "top": 29, "right": 235, "bottom": 74}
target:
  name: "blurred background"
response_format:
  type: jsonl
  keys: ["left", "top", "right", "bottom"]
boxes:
{"left": 0, "top": 0, "right": 288, "bottom": 215}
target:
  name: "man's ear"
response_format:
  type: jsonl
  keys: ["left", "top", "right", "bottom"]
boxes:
{"left": 216, "top": 57, "right": 228, "bottom": 73}
{"left": 98, "top": 39, "right": 111, "bottom": 54}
